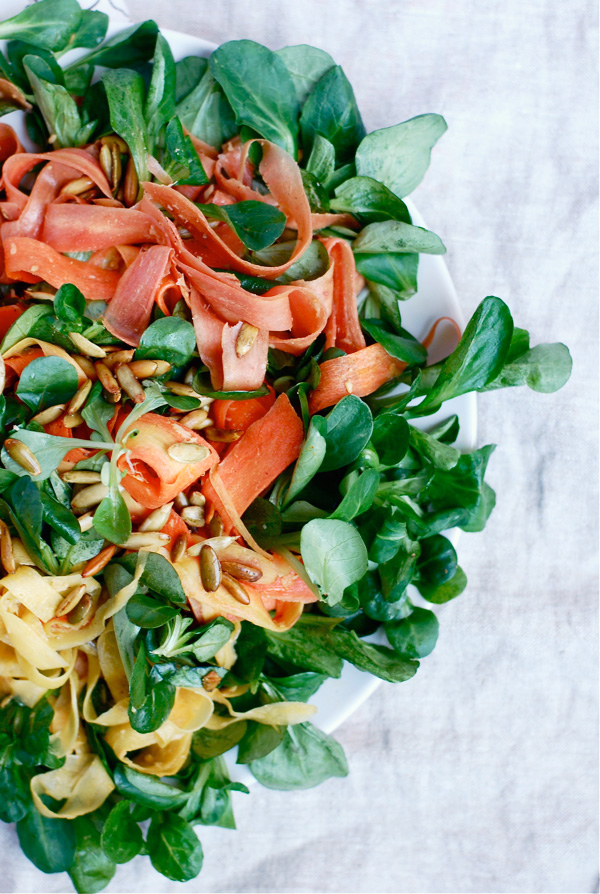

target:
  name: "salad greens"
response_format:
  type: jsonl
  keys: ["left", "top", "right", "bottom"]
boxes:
{"left": 0, "top": 1, "right": 571, "bottom": 892}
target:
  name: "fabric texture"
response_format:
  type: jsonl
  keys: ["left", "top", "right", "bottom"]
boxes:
{"left": 1, "top": 1, "right": 597, "bottom": 892}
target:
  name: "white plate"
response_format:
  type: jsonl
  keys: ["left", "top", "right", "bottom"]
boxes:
{"left": 2, "top": 15, "right": 476, "bottom": 777}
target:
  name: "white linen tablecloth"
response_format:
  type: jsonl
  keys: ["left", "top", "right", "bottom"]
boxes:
{"left": 2, "top": 1, "right": 598, "bottom": 892}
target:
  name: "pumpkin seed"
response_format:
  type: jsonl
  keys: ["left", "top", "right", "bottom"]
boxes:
{"left": 123, "top": 156, "right": 139, "bottom": 207}
{"left": 115, "top": 364, "right": 145, "bottom": 403}
{"left": 181, "top": 505, "right": 206, "bottom": 528}
{"left": 69, "top": 332, "right": 107, "bottom": 358}
{"left": 138, "top": 502, "right": 173, "bottom": 532}
{"left": 167, "top": 442, "right": 210, "bottom": 464}
{"left": 174, "top": 491, "right": 189, "bottom": 512}
{"left": 119, "top": 532, "right": 170, "bottom": 549}
{"left": 66, "top": 378, "right": 93, "bottom": 415}
{"left": 222, "top": 573, "right": 251, "bottom": 605}
{"left": 62, "top": 412, "right": 84, "bottom": 429}
{"left": 67, "top": 592, "right": 96, "bottom": 625}
{"left": 122, "top": 490, "right": 145, "bottom": 517}
{"left": 71, "top": 483, "right": 109, "bottom": 511}
{"left": 186, "top": 536, "right": 237, "bottom": 556}
{"left": 235, "top": 323, "right": 259, "bottom": 358}
{"left": 99, "top": 143, "right": 113, "bottom": 185}
{"left": 111, "top": 142, "right": 122, "bottom": 194}
{"left": 55, "top": 583, "right": 86, "bottom": 616}
{"left": 206, "top": 514, "right": 225, "bottom": 537}
{"left": 0, "top": 520, "right": 15, "bottom": 575}
{"left": 95, "top": 360, "right": 120, "bottom": 395}
{"left": 166, "top": 381, "right": 201, "bottom": 399}
{"left": 179, "top": 408, "right": 209, "bottom": 430}
{"left": 171, "top": 532, "right": 188, "bottom": 563}
{"left": 4, "top": 438, "right": 41, "bottom": 476}
{"left": 31, "top": 404, "right": 66, "bottom": 425}
{"left": 184, "top": 365, "right": 197, "bottom": 385}
{"left": 61, "top": 470, "right": 102, "bottom": 484}
{"left": 189, "top": 492, "right": 206, "bottom": 508}
{"left": 103, "top": 349, "right": 135, "bottom": 369}
{"left": 220, "top": 560, "right": 263, "bottom": 583}
{"left": 77, "top": 512, "right": 95, "bottom": 532}
{"left": 60, "top": 176, "right": 94, "bottom": 196}
{"left": 71, "top": 355, "right": 96, "bottom": 379}
{"left": 200, "top": 544, "right": 221, "bottom": 591}
{"left": 203, "top": 426, "right": 243, "bottom": 443}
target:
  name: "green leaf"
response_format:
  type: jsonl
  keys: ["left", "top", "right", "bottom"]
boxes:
{"left": 135, "top": 316, "right": 197, "bottom": 366}
{"left": 145, "top": 33, "right": 176, "bottom": 145}
{"left": 305, "top": 134, "right": 336, "bottom": 182}
{"left": 379, "top": 532, "right": 421, "bottom": 602}
{"left": 329, "top": 468, "right": 379, "bottom": 521}
{"left": 129, "top": 663, "right": 175, "bottom": 734}
{"left": 0, "top": 0, "right": 83, "bottom": 51}
{"left": 371, "top": 413, "right": 410, "bottom": 467}
{"left": 191, "top": 374, "right": 271, "bottom": 401}
{"left": 186, "top": 617, "right": 235, "bottom": 662}
{"left": 237, "top": 720, "right": 286, "bottom": 764}
{"left": 286, "top": 414, "right": 327, "bottom": 504}
{"left": 175, "top": 56, "right": 207, "bottom": 102}
{"left": 176, "top": 67, "right": 236, "bottom": 150}
{"left": 331, "top": 176, "right": 412, "bottom": 223}
{"left": 300, "top": 65, "right": 365, "bottom": 164}
{"left": 62, "top": 9, "right": 108, "bottom": 52}
{"left": 301, "top": 518, "right": 368, "bottom": 606}
{"left": 414, "top": 297, "right": 514, "bottom": 414}
{"left": 93, "top": 485, "right": 131, "bottom": 545}
{"left": 230, "top": 621, "right": 267, "bottom": 684}
{"left": 102, "top": 68, "right": 149, "bottom": 182}
{"left": 200, "top": 200, "right": 286, "bottom": 252}
{"left": 417, "top": 535, "right": 458, "bottom": 587}
{"left": 119, "top": 551, "right": 187, "bottom": 604}
{"left": 353, "top": 219, "right": 446, "bottom": 255}
{"left": 265, "top": 625, "right": 343, "bottom": 678}
{"left": 16, "top": 356, "right": 78, "bottom": 412}
{"left": 147, "top": 813, "right": 203, "bottom": 882}
{"left": 54, "top": 283, "right": 86, "bottom": 328}
{"left": 320, "top": 395, "right": 373, "bottom": 472}
{"left": 210, "top": 40, "right": 299, "bottom": 155}
{"left": 163, "top": 116, "right": 208, "bottom": 186}
{"left": 267, "top": 671, "right": 327, "bottom": 702}
{"left": 241, "top": 498, "right": 282, "bottom": 549}
{"left": 24, "top": 56, "right": 91, "bottom": 149}
{"left": 357, "top": 252, "right": 419, "bottom": 293}
{"left": 17, "top": 808, "right": 76, "bottom": 874}
{"left": 481, "top": 341, "right": 572, "bottom": 393}
{"left": 385, "top": 606, "right": 439, "bottom": 659}
{"left": 192, "top": 723, "right": 248, "bottom": 760}
{"left": 362, "top": 317, "right": 427, "bottom": 365}
{"left": 355, "top": 114, "right": 447, "bottom": 198}
{"left": 126, "top": 594, "right": 179, "bottom": 628}
{"left": 0, "top": 304, "right": 53, "bottom": 352}
{"left": 409, "top": 425, "right": 460, "bottom": 470}
{"left": 101, "top": 801, "right": 144, "bottom": 865}
{"left": 276, "top": 45, "right": 335, "bottom": 105}
{"left": 250, "top": 722, "right": 348, "bottom": 790}
{"left": 418, "top": 565, "right": 468, "bottom": 603}
{"left": 67, "top": 20, "right": 159, "bottom": 70}
{"left": 113, "top": 765, "right": 187, "bottom": 811}
{"left": 68, "top": 813, "right": 116, "bottom": 894}
{"left": 7, "top": 39, "right": 65, "bottom": 90}
{"left": 41, "top": 492, "right": 80, "bottom": 545}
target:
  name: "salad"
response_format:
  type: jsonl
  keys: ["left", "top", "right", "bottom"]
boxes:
{"left": 0, "top": 0, "right": 572, "bottom": 891}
